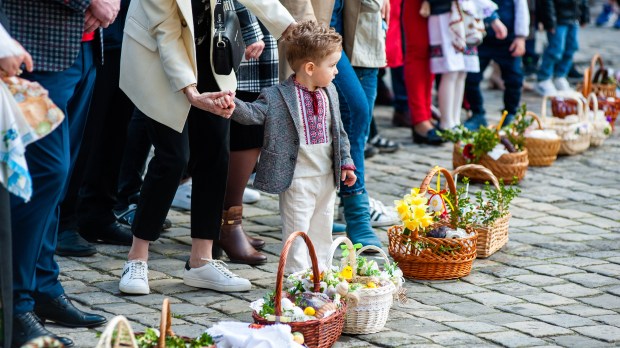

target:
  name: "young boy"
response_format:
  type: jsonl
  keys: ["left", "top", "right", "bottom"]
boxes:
{"left": 223, "top": 21, "right": 356, "bottom": 274}
{"left": 535, "top": 0, "right": 589, "bottom": 95}
{"left": 463, "top": 0, "right": 530, "bottom": 129}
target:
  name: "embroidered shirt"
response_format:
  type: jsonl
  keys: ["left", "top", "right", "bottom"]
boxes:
{"left": 294, "top": 79, "right": 330, "bottom": 145}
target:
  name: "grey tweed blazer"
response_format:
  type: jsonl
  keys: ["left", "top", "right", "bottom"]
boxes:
{"left": 232, "top": 77, "right": 355, "bottom": 194}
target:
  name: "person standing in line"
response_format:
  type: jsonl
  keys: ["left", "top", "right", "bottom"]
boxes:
{"left": 4, "top": 0, "right": 120, "bottom": 345}
{"left": 117, "top": 0, "right": 296, "bottom": 295}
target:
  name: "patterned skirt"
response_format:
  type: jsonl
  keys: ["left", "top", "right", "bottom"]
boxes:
{"left": 428, "top": 12, "right": 480, "bottom": 74}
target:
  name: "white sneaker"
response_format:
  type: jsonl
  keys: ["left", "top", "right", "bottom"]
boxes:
{"left": 119, "top": 260, "right": 150, "bottom": 295}
{"left": 554, "top": 77, "right": 571, "bottom": 91}
{"left": 183, "top": 259, "right": 251, "bottom": 292}
{"left": 242, "top": 187, "right": 261, "bottom": 204}
{"left": 535, "top": 79, "right": 558, "bottom": 96}
{"left": 369, "top": 197, "right": 400, "bottom": 227}
{"left": 171, "top": 179, "right": 192, "bottom": 210}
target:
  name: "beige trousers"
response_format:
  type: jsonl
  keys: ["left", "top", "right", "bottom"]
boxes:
{"left": 279, "top": 173, "right": 336, "bottom": 274}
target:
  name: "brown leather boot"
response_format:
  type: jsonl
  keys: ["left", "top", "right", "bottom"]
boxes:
{"left": 218, "top": 206, "right": 267, "bottom": 264}
{"left": 222, "top": 207, "right": 265, "bottom": 249}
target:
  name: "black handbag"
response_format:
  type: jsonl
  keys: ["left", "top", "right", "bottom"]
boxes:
{"left": 212, "top": 0, "right": 245, "bottom": 75}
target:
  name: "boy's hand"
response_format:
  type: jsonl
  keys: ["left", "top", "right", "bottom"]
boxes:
{"left": 419, "top": 1, "right": 431, "bottom": 18}
{"left": 509, "top": 37, "right": 526, "bottom": 57}
{"left": 341, "top": 170, "right": 357, "bottom": 187}
{"left": 491, "top": 19, "right": 508, "bottom": 40}
{"left": 185, "top": 89, "right": 235, "bottom": 117}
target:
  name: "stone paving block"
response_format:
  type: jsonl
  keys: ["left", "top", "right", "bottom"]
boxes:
{"left": 428, "top": 281, "right": 488, "bottom": 295}
{"left": 65, "top": 270, "right": 118, "bottom": 284}
{"left": 535, "top": 314, "right": 598, "bottom": 328}
{"left": 583, "top": 263, "right": 620, "bottom": 277}
{"left": 586, "top": 240, "right": 620, "bottom": 253}
{"left": 569, "top": 224, "right": 616, "bottom": 235}
{"left": 461, "top": 273, "right": 506, "bottom": 286}
{"left": 550, "top": 335, "right": 614, "bottom": 348}
{"left": 96, "top": 302, "right": 157, "bottom": 316}
{"left": 497, "top": 303, "right": 557, "bottom": 316}
{"left": 510, "top": 247, "right": 567, "bottom": 259}
{"left": 511, "top": 274, "right": 566, "bottom": 287}
{"left": 169, "top": 324, "right": 209, "bottom": 340}
{"left": 556, "top": 304, "right": 617, "bottom": 317}
{"left": 510, "top": 233, "right": 558, "bottom": 244}
{"left": 479, "top": 266, "right": 532, "bottom": 278}
{"left": 578, "top": 251, "right": 620, "bottom": 259}
{"left": 444, "top": 321, "right": 507, "bottom": 334}
{"left": 578, "top": 216, "right": 620, "bottom": 229}
{"left": 384, "top": 317, "right": 451, "bottom": 335}
{"left": 523, "top": 225, "right": 568, "bottom": 235}
{"left": 558, "top": 233, "right": 602, "bottom": 242}
{"left": 525, "top": 264, "right": 585, "bottom": 276}
{"left": 209, "top": 298, "right": 252, "bottom": 315}
{"left": 479, "top": 331, "right": 547, "bottom": 348}
{"left": 70, "top": 291, "right": 127, "bottom": 306}
{"left": 174, "top": 292, "right": 237, "bottom": 306}
{"left": 532, "top": 241, "right": 594, "bottom": 253}
{"left": 54, "top": 330, "right": 99, "bottom": 348}
{"left": 504, "top": 321, "right": 573, "bottom": 337}
{"left": 549, "top": 208, "right": 596, "bottom": 219}
{"left": 414, "top": 291, "right": 468, "bottom": 306}
{"left": 515, "top": 202, "right": 559, "bottom": 211}
{"left": 473, "top": 312, "right": 531, "bottom": 325}
{"left": 392, "top": 299, "right": 439, "bottom": 312}
{"left": 535, "top": 215, "right": 582, "bottom": 227}
{"left": 508, "top": 218, "right": 538, "bottom": 227}
{"left": 562, "top": 273, "right": 620, "bottom": 288}
{"left": 62, "top": 280, "right": 100, "bottom": 294}
{"left": 409, "top": 310, "right": 468, "bottom": 322}
{"left": 333, "top": 335, "right": 381, "bottom": 347}
{"left": 437, "top": 301, "right": 499, "bottom": 317}
{"left": 357, "top": 330, "right": 431, "bottom": 347}
{"left": 149, "top": 278, "right": 196, "bottom": 294}
{"left": 484, "top": 281, "right": 544, "bottom": 296}
{"left": 403, "top": 281, "right": 442, "bottom": 293}
{"left": 464, "top": 292, "right": 524, "bottom": 306}
{"left": 418, "top": 331, "right": 487, "bottom": 346}
{"left": 590, "top": 315, "right": 620, "bottom": 327}
{"left": 543, "top": 283, "right": 603, "bottom": 298}
{"left": 572, "top": 325, "right": 620, "bottom": 343}
{"left": 548, "top": 257, "right": 609, "bottom": 267}
{"left": 578, "top": 294, "right": 620, "bottom": 310}
{"left": 517, "top": 293, "right": 578, "bottom": 307}
{"left": 486, "top": 254, "right": 546, "bottom": 268}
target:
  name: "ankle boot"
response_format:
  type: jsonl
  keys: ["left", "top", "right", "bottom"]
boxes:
{"left": 341, "top": 193, "right": 382, "bottom": 248}
{"left": 218, "top": 206, "right": 267, "bottom": 264}
{"left": 223, "top": 206, "right": 265, "bottom": 249}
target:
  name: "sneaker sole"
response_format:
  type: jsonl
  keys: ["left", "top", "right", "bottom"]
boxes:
{"left": 183, "top": 276, "right": 251, "bottom": 292}
{"left": 119, "top": 284, "right": 150, "bottom": 295}
{"left": 370, "top": 219, "right": 399, "bottom": 227}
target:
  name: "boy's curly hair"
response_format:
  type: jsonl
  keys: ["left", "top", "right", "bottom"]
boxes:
{"left": 283, "top": 20, "right": 342, "bottom": 72}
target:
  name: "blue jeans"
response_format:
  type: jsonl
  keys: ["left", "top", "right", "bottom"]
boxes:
{"left": 537, "top": 23, "right": 579, "bottom": 81}
{"left": 11, "top": 42, "right": 96, "bottom": 314}
{"left": 354, "top": 67, "right": 379, "bottom": 142}
{"left": 465, "top": 43, "right": 524, "bottom": 117}
{"left": 391, "top": 66, "right": 409, "bottom": 113}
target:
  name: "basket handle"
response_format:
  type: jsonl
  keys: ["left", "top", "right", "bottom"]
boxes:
{"left": 356, "top": 245, "right": 392, "bottom": 267}
{"left": 525, "top": 111, "right": 544, "bottom": 130}
{"left": 452, "top": 164, "right": 501, "bottom": 191}
{"left": 591, "top": 54, "right": 606, "bottom": 84}
{"left": 582, "top": 67, "right": 592, "bottom": 96}
{"left": 158, "top": 298, "right": 175, "bottom": 348}
{"left": 587, "top": 92, "right": 599, "bottom": 116}
{"left": 95, "top": 316, "right": 138, "bottom": 348}
{"left": 274, "top": 231, "right": 320, "bottom": 317}
{"left": 326, "top": 236, "right": 357, "bottom": 276}
{"left": 417, "top": 166, "right": 458, "bottom": 238}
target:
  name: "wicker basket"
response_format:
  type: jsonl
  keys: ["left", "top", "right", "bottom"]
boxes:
{"left": 326, "top": 237, "right": 396, "bottom": 335}
{"left": 577, "top": 54, "right": 618, "bottom": 98}
{"left": 452, "top": 143, "right": 528, "bottom": 183}
{"left": 586, "top": 93, "right": 612, "bottom": 147}
{"left": 387, "top": 167, "right": 477, "bottom": 280}
{"left": 522, "top": 111, "right": 561, "bottom": 167}
{"left": 541, "top": 93, "right": 591, "bottom": 156}
{"left": 452, "top": 164, "right": 511, "bottom": 258}
{"left": 252, "top": 232, "right": 346, "bottom": 348}
{"left": 96, "top": 316, "right": 138, "bottom": 348}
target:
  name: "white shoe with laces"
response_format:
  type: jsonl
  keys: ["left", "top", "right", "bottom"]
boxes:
{"left": 553, "top": 77, "right": 571, "bottom": 91}
{"left": 368, "top": 197, "right": 400, "bottom": 227}
{"left": 242, "top": 187, "right": 261, "bottom": 204}
{"left": 171, "top": 179, "right": 192, "bottom": 210}
{"left": 535, "top": 79, "right": 558, "bottom": 96}
{"left": 183, "top": 259, "right": 251, "bottom": 292}
{"left": 119, "top": 260, "right": 149, "bottom": 295}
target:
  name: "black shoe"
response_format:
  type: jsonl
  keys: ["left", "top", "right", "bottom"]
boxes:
{"left": 35, "top": 294, "right": 107, "bottom": 328}
{"left": 56, "top": 229, "right": 97, "bottom": 257}
{"left": 12, "top": 312, "right": 74, "bottom": 347}
{"left": 81, "top": 221, "right": 133, "bottom": 245}
{"left": 392, "top": 110, "right": 412, "bottom": 127}
{"left": 412, "top": 128, "right": 446, "bottom": 145}
{"left": 364, "top": 143, "right": 379, "bottom": 159}
{"left": 568, "top": 66, "right": 583, "bottom": 79}
{"left": 114, "top": 204, "right": 172, "bottom": 230}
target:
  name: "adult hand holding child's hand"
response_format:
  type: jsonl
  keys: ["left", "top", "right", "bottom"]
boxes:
{"left": 185, "top": 87, "right": 235, "bottom": 117}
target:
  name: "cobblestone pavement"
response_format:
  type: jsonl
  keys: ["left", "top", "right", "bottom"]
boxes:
{"left": 51, "top": 23, "right": 620, "bottom": 347}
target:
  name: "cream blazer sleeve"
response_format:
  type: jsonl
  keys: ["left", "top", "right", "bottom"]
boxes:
{"left": 238, "top": 0, "right": 295, "bottom": 39}
{"left": 141, "top": 0, "right": 196, "bottom": 91}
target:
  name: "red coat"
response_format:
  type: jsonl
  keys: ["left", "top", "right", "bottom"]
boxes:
{"left": 386, "top": 0, "right": 404, "bottom": 67}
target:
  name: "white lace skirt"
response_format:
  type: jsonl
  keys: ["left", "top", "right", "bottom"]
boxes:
{"left": 429, "top": 12, "right": 480, "bottom": 74}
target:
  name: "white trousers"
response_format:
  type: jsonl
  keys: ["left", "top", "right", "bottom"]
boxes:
{"left": 279, "top": 173, "right": 336, "bottom": 274}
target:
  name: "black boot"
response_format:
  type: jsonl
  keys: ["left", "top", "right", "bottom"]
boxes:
{"left": 12, "top": 312, "right": 74, "bottom": 347}
{"left": 35, "top": 294, "right": 107, "bottom": 328}
{"left": 56, "top": 229, "right": 97, "bottom": 257}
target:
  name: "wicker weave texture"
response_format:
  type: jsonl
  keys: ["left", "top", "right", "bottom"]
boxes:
{"left": 453, "top": 144, "right": 528, "bottom": 183}
{"left": 252, "top": 232, "right": 345, "bottom": 348}
{"left": 522, "top": 111, "right": 561, "bottom": 167}
{"left": 541, "top": 94, "right": 591, "bottom": 156}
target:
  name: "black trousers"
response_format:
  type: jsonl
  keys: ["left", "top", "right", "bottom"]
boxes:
{"left": 0, "top": 186, "right": 12, "bottom": 347}
{"left": 75, "top": 49, "right": 138, "bottom": 229}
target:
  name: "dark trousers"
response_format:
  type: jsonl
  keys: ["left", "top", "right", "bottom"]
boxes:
{"left": 115, "top": 110, "right": 151, "bottom": 211}
{"left": 73, "top": 49, "right": 136, "bottom": 229}
{"left": 465, "top": 43, "right": 524, "bottom": 117}
{"left": 11, "top": 42, "right": 96, "bottom": 314}
{"left": 1, "top": 186, "right": 12, "bottom": 347}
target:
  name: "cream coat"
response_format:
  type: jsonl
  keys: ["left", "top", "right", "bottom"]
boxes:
{"left": 343, "top": 0, "right": 387, "bottom": 68}
{"left": 120, "top": 0, "right": 294, "bottom": 132}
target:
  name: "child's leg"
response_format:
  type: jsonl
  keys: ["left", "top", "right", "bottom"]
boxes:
{"left": 307, "top": 174, "right": 337, "bottom": 270}
{"left": 553, "top": 23, "right": 579, "bottom": 79}
{"left": 452, "top": 71, "right": 467, "bottom": 127}
{"left": 279, "top": 178, "right": 317, "bottom": 274}
{"left": 498, "top": 52, "right": 524, "bottom": 124}
{"left": 537, "top": 25, "right": 569, "bottom": 82}
{"left": 438, "top": 71, "right": 458, "bottom": 129}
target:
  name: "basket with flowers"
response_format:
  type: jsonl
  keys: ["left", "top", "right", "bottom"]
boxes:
{"left": 320, "top": 237, "right": 405, "bottom": 334}
{"left": 387, "top": 166, "right": 477, "bottom": 280}
{"left": 441, "top": 107, "right": 530, "bottom": 183}
{"left": 250, "top": 232, "right": 346, "bottom": 348}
